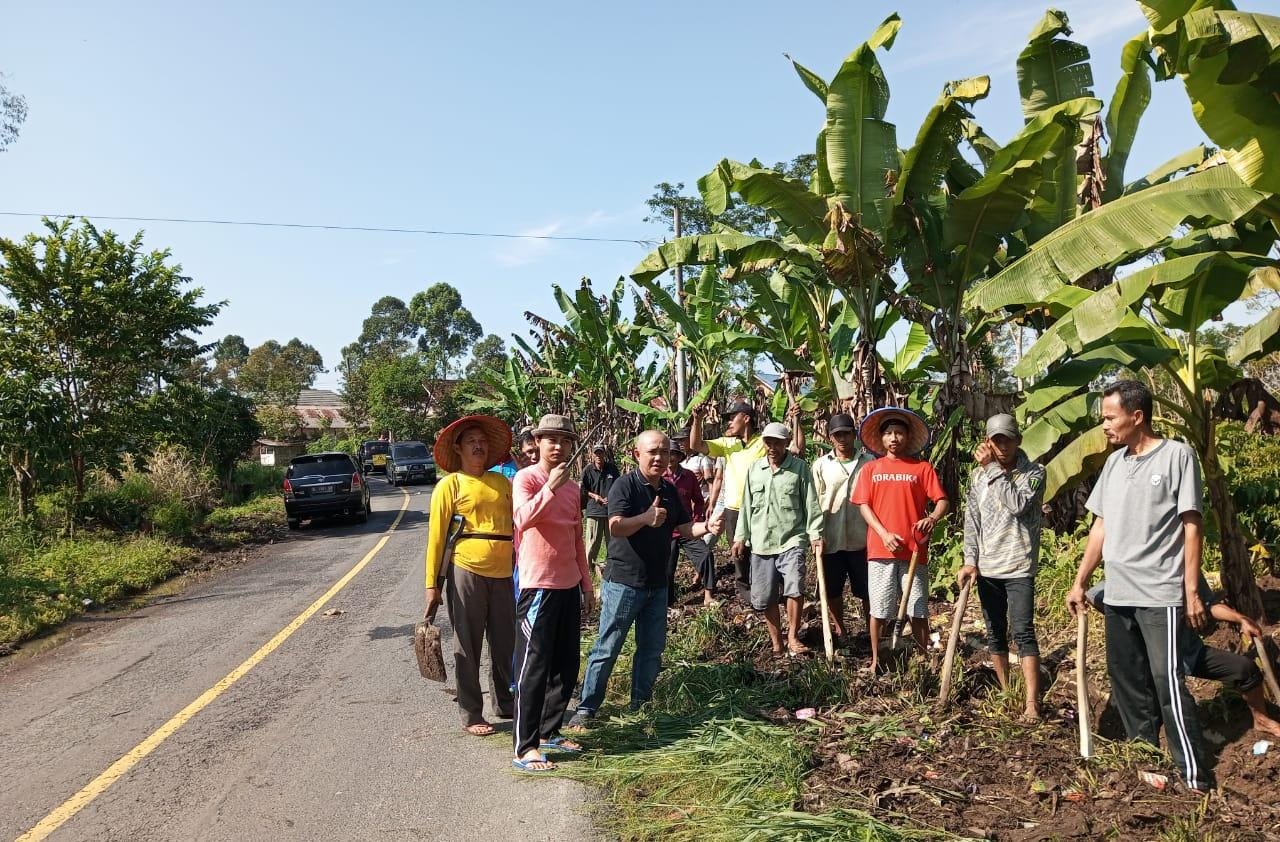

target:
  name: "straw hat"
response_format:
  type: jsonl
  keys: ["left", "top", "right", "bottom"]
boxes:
{"left": 433, "top": 415, "right": 512, "bottom": 473}
{"left": 858, "top": 407, "right": 930, "bottom": 457}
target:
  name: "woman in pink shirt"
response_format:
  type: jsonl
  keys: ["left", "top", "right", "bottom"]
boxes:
{"left": 510, "top": 414, "right": 594, "bottom": 772}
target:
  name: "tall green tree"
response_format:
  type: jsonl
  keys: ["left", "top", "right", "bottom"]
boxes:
{"left": 465, "top": 334, "right": 508, "bottom": 379}
{"left": 209, "top": 334, "right": 250, "bottom": 388}
{"left": 238, "top": 338, "right": 325, "bottom": 407}
{"left": 0, "top": 218, "right": 221, "bottom": 496}
{"left": 408, "top": 283, "right": 482, "bottom": 379}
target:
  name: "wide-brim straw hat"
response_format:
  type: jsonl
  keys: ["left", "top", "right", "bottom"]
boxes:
{"left": 433, "top": 415, "right": 512, "bottom": 473}
{"left": 859, "top": 407, "right": 930, "bottom": 457}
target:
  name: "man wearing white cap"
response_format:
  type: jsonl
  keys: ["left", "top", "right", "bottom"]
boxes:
{"left": 732, "top": 422, "right": 822, "bottom": 656}
{"left": 957, "top": 413, "right": 1046, "bottom": 721}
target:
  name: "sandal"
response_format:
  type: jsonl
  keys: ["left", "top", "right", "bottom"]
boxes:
{"left": 511, "top": 756, "right": 555, "bottom": 773}
{"left": 465, "top": 722, "right": 496, "bottom": 736}
{"left": 540, "top": 736, "right": 583, "bottom": 754}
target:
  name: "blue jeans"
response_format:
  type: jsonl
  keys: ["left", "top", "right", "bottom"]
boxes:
{"left": 577, "top": 580, "right": 668, "bottom": 713}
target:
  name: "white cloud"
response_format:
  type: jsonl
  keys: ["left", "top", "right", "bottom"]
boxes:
{"left": 494, "top": 221, "right": 563, "bottom": 267}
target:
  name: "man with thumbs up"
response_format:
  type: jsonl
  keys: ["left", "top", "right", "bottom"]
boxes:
{"left": 570, "top": 430, "right": 722, "bottom": 728}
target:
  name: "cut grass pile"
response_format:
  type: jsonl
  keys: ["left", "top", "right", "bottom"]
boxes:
{"left": 553, "top": 566, "right": 1280, "bottom": 840}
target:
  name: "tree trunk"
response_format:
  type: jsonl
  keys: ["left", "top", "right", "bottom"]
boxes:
{"left": 1203, "top": 416, "right": 1266, "bottom": 618}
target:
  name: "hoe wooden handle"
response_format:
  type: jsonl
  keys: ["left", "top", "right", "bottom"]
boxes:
{"left": 1076, "top": 611, "right": 1094, "bottom": 759}
{"left": 938, "top": 578, "right": 971, "bottom": 708}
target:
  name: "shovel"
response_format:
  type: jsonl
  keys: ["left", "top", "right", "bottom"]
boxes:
{"left": 890, "top": 543, "right": 923, "bottom": 651}
{"left": 937, "top": 577, "right": 972, "bottom": 708}
{"left": 1076, "top": 610, "right": 1094, "bottom": 759}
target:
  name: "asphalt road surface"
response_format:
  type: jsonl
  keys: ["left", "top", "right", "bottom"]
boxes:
{"left": 1, "top": 480, "right": 601, "bottom": 841}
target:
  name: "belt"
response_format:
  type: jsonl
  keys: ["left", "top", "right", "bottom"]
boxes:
{"left": 459, "top": 532, "right": 512, "bottom": 542}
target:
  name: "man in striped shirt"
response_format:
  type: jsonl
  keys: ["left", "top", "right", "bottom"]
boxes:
{"left": 958, "top": 414, "right": 1046, "bottom": 721}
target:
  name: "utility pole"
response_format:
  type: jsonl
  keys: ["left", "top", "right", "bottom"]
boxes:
{"left": 674, "top": 206, "right": 687, "bottom": 412}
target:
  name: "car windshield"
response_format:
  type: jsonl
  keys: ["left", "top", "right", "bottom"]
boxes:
{"left": 392, "top": 443, "right": 430, "bottom": 460}
{"left": 289, "top": 456, "right": 353, "bottom": 477}
{"left": 363, "top": 442, "right": 389, "bottom": 454}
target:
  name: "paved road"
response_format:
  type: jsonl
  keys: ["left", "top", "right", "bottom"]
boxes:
{"left": 0, "top": 481, "right": 601, "bottom": 841}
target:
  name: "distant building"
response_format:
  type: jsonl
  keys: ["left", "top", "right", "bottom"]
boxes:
{"left": 294, "top": 389, "right": 351, "bottom": 439}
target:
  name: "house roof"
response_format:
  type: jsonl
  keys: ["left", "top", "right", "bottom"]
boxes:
{"left": 296, "top": 389, "right": 344, "bottom": 407}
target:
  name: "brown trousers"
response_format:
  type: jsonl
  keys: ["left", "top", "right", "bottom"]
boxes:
{"left": 445, "top": 565, "right": 516, "bottom": 726}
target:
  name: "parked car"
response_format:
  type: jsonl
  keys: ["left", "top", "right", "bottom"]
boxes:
{"left": 387, "top": 440, "right": 436, "bottom": 485}
{"left": 283, "top": 452, "right": 371, "bottom": 529}
{"left": 358, "top": 440, "right": 391, "bottom": 474}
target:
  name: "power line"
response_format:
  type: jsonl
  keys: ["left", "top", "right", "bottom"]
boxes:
{"left": 0, "top": 211, "right": 659, "bottom": 246}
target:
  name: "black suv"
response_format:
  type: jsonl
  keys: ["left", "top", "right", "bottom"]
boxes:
{"left": 387, "top": 440, "right": 436, "bottom": 485}
{"left": 358, "top": 440, "right": 391, "bottom": 474}
{"left": 283, "top": 452, "right": 371, "bottom": 529}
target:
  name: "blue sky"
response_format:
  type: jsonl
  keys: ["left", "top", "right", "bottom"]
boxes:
{"left": 0, "top": 0, "right": 1253, "bottom": 390}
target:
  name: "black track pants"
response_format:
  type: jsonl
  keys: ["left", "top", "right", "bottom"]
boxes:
{"left": 513, "top": 586, "right": 581, "bottom": 758}
{"left": 1105, "top": 604, "right": 1214, "bottom": 790}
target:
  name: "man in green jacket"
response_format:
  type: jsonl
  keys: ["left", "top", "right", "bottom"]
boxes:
{"left": 732, "top": 422, "right": 822, "bottom": 656}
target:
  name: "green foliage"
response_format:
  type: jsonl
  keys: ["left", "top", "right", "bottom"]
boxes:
{"left": 408, "top": 282, "right": 482, "bottom": 379}
{"left": 0, "top": 71, "right": 28, "bottom": 151}
{"left": 0, "top": 218, "right": 222, "bottom": 496}
{"left": 0, "top": 536, "right": 193, "bottom": 646}
{"left": 238, "top": 338, "right": 325, "bottom": 407}
{"left": 140, "top": 383, "right": 259, "bottom": 486}
{"left": 306, "top": 433, "right": 360, "bottom": 455}
{"left": 79, "top": 447, "right": 215, "bottom": 539}
{"left": 1218, "top": 423, "right": 1280, "bottom": 554}
{"left": 230, "top": 460, "right": 285, "bottom": 498}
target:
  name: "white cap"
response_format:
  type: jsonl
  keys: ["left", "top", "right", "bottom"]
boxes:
{"left": 761, "top": 422, "right": 791, "bottom": 441}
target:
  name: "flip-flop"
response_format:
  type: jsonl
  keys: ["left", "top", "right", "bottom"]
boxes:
{"left": 540, "top": 736, "right": 583, "bottom": 754}
{"left": 464, "top": 722, "right": 496, "bottom": 736}
{"left": 511, "top": 756, "right": 555, "bottom": 773}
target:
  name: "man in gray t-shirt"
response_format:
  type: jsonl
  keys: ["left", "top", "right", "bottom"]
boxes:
{"left": 1066, "top": 380, "right": 1212, "bottom": 792}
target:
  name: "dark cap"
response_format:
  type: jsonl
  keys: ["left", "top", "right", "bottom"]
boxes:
{"left": 591, "top": 442, "right": 606, "bottom": 453}
{"left": 828, "top": 413, "right": 856, "bottom": 434}
{"left": 672, "top": 427, "right": 691, "bottom": 441}
{"left": 725, "top": 400, "right": 755, "bottom": 418}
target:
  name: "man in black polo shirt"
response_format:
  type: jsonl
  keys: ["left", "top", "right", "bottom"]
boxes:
{"left": 569, "top": 430, "right": 722, "bottom": 727}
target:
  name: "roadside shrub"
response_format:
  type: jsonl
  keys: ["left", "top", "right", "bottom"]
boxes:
{"left": 231, "top": 460, "right": 285, "bottom": 499}
{"left": 79, "top": 446, "right": 213, "bottom": 533}
{"left": 0, "top": 537, "right": 194, "bottom": 645}
{"left": 151, "top": 498, "right": 197, "bottom": 539}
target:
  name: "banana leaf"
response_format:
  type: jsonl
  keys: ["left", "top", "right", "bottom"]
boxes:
{"left": 1020, "top": 343, "right": 1178, "bottom": 416}
{"left": 1044, "top": 425, "right": 1111, "bottom": 501}
{"left": 1017, "top": 9, "right": 1095, "bottom": 122}
{"left": 699, "top": 159, "right": 828, "bottom": 244}
{"left": 1123, "top": 145, "right": 1209, "bottom": 195}
{"left": 1228, "top": 307, "right": 1280, "bottom": 364}
{"left": 631, "top": 233, "right": 809, "bottom": 284}
{"left": 1104, "top": 35, "right": 1154, "bottom": 202}
{"left": 824, "top": 15, "right": 901, "bottom": 235}
{"left": 968, "top": 164, "right": 1269, "bottom": 311}
{"left": 1151, "top": 9, "right": 1280, "bottom": 194}
{"left": 1021, "top": 393, "right": 1099, "bottom": 462}
{"left": 787, "top": 54, "right": 829, "bottom": 103}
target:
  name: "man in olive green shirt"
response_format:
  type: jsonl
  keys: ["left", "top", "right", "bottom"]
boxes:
{"left": 731, "top": 423, "right": 822, "bottom": 655}
{"left": 690, "top": 400, "right": 766, "bottom": 603}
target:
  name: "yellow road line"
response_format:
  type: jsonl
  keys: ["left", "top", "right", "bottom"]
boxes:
{"left": 17, "top": 488, "right": 413, "bottom": 842}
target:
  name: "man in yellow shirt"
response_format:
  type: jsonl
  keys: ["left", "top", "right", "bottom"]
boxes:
{"left": 690, "top": 400, "right": 766, "bottom": 603}
{"left": 426, "top": 415, "right": 515, "bottom": 736}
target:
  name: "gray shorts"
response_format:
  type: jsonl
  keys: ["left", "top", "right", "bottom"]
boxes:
{"left": 868, "top": 559, "right": 927, "bottom": 620}
{"left": 749, "top": 546, "right": 805, "bottom": 609}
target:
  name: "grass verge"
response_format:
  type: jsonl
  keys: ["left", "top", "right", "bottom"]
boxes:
{"left": 1, "top": 491, "right": 285, "bottom": 649}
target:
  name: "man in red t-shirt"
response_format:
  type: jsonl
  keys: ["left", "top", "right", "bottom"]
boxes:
{"left": 850, "top": 408, "right": 949, "bottom": 673}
